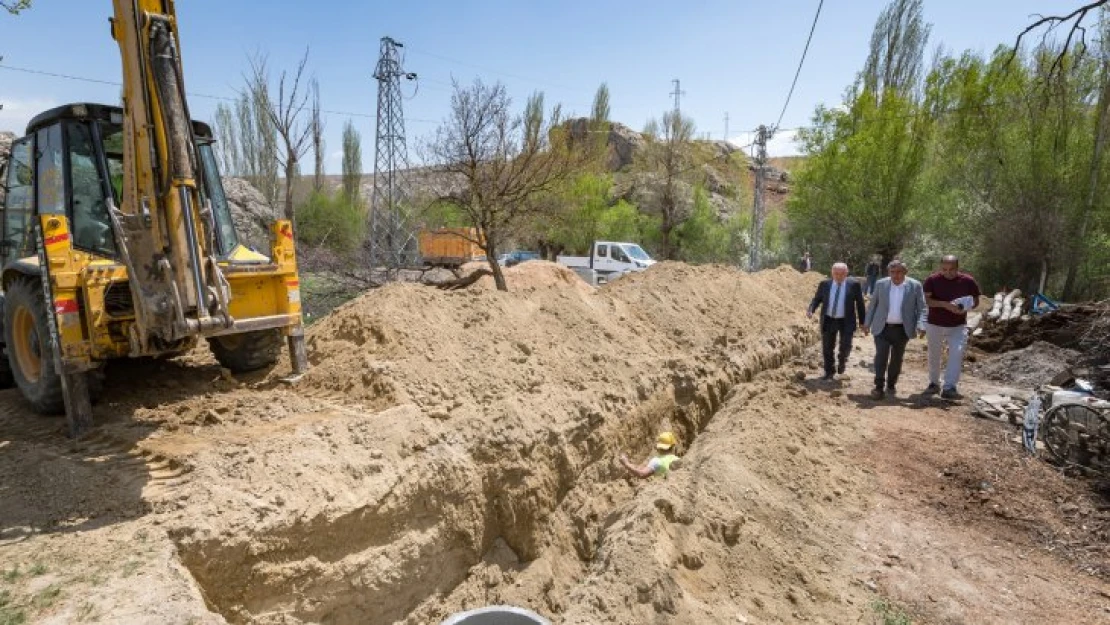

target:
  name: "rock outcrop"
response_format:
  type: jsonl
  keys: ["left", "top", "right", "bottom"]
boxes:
{"left": 222, "top": 177, "right": 276, "bottom": 252}
{"left": 566, "top": 118, "right": 646, "bottom": 172}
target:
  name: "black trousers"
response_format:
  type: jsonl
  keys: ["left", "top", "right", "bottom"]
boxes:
{"left": 873, "top": 323, "right": 910, "bottom": 389}
{"left": 821, "top": 317, "right": 854, "bottom": 375}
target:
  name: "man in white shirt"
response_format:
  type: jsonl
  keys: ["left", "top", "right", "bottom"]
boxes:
{"left": 863, "top": 260, "right": 927, "bottom": 399}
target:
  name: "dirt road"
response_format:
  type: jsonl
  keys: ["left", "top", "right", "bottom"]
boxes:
{"left": 0, "top": 263, "right": 1106, "bottom": 624}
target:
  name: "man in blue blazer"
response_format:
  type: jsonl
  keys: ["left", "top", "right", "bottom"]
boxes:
{"left": 863, "top": 259, "right": 927, "bottom": 399}
{"left": 807, "top": 262, "right": 866, "bottom": 380}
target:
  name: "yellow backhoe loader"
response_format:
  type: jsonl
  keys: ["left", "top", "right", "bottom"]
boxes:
{"left": 0, "top": 0, "right": 307, "bottom": 438}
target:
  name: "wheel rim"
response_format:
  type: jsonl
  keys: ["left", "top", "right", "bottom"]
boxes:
{"left": 11, "top": 304, "right": 42, "bottom": 383}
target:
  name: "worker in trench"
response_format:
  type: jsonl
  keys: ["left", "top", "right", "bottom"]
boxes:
{"left": 620, "top": 432, "right": 682, "bottom": 478}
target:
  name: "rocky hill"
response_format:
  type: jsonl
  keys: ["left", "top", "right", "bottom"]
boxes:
{"left": 0, "top": 124, "right": 795, "bottom": 254}
{"left": 308, "top": 119, "right": 791, "bottom": 231}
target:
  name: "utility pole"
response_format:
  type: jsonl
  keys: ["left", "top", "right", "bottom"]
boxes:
{"left": 369, "top": 36, "right": 419, "bottom": 276}
{"left": 748, "top": 124, "right": 771, "bottom": 272}
{"left": 723, "top": 112, "right": 729, "bottom": 141}
{"left": 670, "top": 79, "right": 685, "bottom": 113}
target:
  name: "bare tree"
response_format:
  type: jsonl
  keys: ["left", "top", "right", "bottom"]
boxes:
{"left": 641, "top": 110, "right": 695, "bottom": 260}
{"left": 1, "top": 1, "right": 31, "bottom": 14}
{"left": 236, "top": 71, "right": 280, "bottom": 208}
{"left": 311, "top": 78, "right": 326, "bottom": 193}
{"left": 211, "top": 102, "right": 241, "bottom": 176}
{"left": 1013, "top": 1, "right": 1110, "bottom": 75}
{"left": 341, "top": 119, "right": 362, "bottom": 202}
{"left": 424, "top": 79, "right": 581, "bottom": 292}
{"left": 250, "top": 50, "right": 314, "bottom": 222}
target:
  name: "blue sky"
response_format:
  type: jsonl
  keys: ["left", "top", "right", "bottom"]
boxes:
{"left": 0, "top": 1, "right": 1060, "bottom": 169}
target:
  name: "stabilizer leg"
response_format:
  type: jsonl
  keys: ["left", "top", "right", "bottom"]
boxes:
{"left": 285, "top": 327, "right": 308, "bottom": 383}
{"left": 60, "top": 371, "right": 93, "bottom": 445}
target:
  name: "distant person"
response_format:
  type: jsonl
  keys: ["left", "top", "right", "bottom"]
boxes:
{"left": 620, "top": 432, "right": 681, "bottom": 478}
{"left": 865, "top": 255, "right": 882, "bottom": 296}
{"left": 807, "top": 262, "right": 866, "bottom": 381}
{"left": 799, "top": 252, "right": 813, "bottom": 272}
{"left": 923, "top": 255, "right": 981, "bottom": 399}
{"left": 863, "top": 260, "right": 927, "bottom": 399}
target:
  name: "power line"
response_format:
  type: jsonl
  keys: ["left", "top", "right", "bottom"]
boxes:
{"left": 772, "top": 0, "right": 824, "bottom": 133}
{"left": 0, "top": 63, "right": 439, "bottom": 124}
{"left": 746, "top": 89, "right": 1056, "bottom": 139}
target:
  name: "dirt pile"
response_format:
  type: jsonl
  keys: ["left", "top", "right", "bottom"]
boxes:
{"left": 972, "top": 340, "right": 1080, "bottom": 389}
{"left": 159, "top": 263, "right": 822, "bottom": 623}
{"left": 973, "top": 303, "right": 1105, "bottom": 353}
{"left": 552, "top": 370, "right": 874, "bottom": 624}
{"left": 6, "top": 262, "right": 1110, "bottom": 623}
{"left": 475, "top": 261, "right": 596, "bottom": 294}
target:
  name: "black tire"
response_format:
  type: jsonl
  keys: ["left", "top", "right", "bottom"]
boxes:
{"left": 207, "top": 329, "right": 283, "bottom": 374}
{"left": 4, "top": 278, "right": 65, "bottom": 414}
{"left": 0, "top": 294, "right": 15, "bottom": 389}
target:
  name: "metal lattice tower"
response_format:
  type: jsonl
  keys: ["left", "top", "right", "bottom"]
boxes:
{"left": 369, "top": 36, "right": 418, "bottom": 271}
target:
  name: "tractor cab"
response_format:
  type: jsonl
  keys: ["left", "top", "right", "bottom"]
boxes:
{"left": 1, "top": 103, "right": 261, "bottom": 281}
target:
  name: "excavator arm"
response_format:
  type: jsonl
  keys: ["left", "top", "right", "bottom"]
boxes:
{"left": 110, "top": 0, "right": 231, "bottom": 351}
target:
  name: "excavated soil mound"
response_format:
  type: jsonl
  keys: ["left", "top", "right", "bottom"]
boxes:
{"left": 972, "top": 341, "right": 1080, "bottom": 389}
{"left": 972, "top": 304, "right": 1105, "bottom": 353}
{"left": 163, "top": 263, "right": 823, "bottom": 624}
{"left": 476, "top": 261, "right": 594, "bottom": 294}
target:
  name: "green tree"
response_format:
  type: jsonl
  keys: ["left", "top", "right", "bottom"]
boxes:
{"left": 341, "top": 119, "right": 362, "bottom": 203}
{"left": 924, "top": 43, "right": 1100, "bottom": 295}
{"left": 591, "top": 83, "right": 610, "bottom": 124}
{"left": 675, "top": 187, "right": 727, "bottom": 263}
{"left": 788, "top": 88, "right": 932, "bottom": 268}
{"left": 862, "top": 0, "right": 931, "bottom": 98}
{"left": 788, "top": 0, "right": 933, "bottom": 269}
{"left": 641, "top": 111, "right": 696, "bottom": 259}
{"left": 296, "top": 190, "right": 366, "bottom": 253}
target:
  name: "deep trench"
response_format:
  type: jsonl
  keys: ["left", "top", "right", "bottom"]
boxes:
{"left": 173, "top": 323, "right": 815, "bottom": 624}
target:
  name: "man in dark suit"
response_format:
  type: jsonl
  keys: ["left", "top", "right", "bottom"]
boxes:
{"left": 806, "top": 262, "right": 866, "bottom": 380}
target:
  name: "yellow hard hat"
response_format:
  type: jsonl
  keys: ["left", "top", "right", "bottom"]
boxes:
{"left": 656, "top": 431, "right": 677, "bottom": 450}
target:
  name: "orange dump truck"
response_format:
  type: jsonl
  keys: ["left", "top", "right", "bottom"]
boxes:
{"left": 418, "top": 228, "right": 486, "bottom": 268}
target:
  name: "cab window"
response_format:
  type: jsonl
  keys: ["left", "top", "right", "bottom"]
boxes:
{"left": 36, "top": 125, "right": 65, "bottom": 216}
{"left": 2, "top": 138, "right": 34, "bottom": 262}
{"left": 612, "top": 246, "right": 629, "bottom": 263}
{"left": 198, "top": 142, "right": 239, "bottom": 256}
{"left": 597, "top": 244, "right": 608, "bottom": 258}
{"left": 66, "top": 121, "right": 116, "bottom": 256}
{"left": 97, "top": 122, "right": 125, "bottom": 205}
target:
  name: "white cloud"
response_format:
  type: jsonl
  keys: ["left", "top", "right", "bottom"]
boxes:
{"left": 767, "top": 129, "right": 802, "bottom": 158}
{"left": 728, "top": 128, "right": 803, "bottom": 158}
{"left": 0, "top": 97, "right": 58, "bottom": 135}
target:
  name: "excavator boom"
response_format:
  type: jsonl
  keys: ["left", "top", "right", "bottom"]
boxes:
{"left": 111, "top": 0, "right": 227, "bottom": 349}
